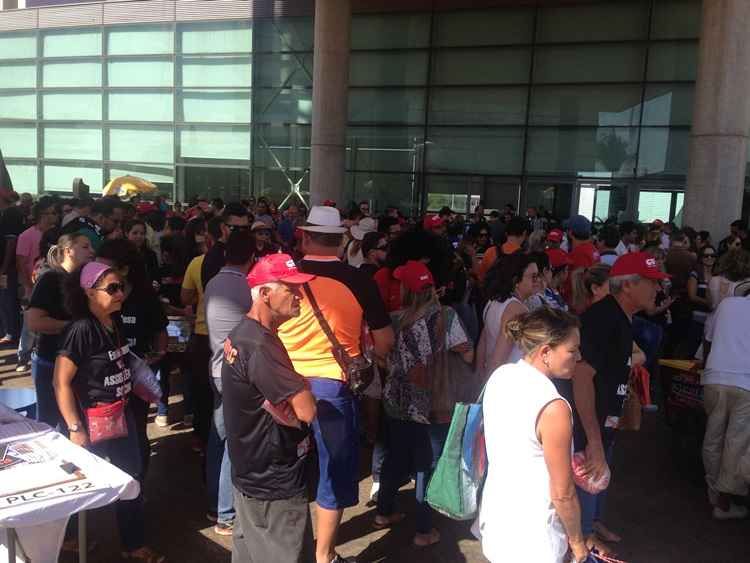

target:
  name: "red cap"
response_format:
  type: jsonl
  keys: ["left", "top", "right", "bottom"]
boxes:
{"left": 423, "top": 214, "right": 445, "bottom": 230}
{"left": 322, "top": 199, "right": 336, "bottom": 207}
{"left": 394, "top": 260, "right": 434, "bottom": 292}
{"left": 247, "top": 254, "right": 315, "bottom": 288}
{"left": 652, "top": 219, "right": 664, "bottom": 227}
{"left": 610, "top": 252, "right": 670, "bottom": 280}
{"left": 546, "top": 248, "right": 572, "bottom": 269}
{"left": 547, "top": 229, "right": 564, "bottom": 243}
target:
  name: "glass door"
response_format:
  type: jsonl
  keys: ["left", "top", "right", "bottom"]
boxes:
{"left": 636, "top": 189, "right": 685, "bottom": 224}
{"left": 577, "top": 181, "right": 630, "bottom": 223}
{"left": 525, "top": 180, "right": 574, "bottom": 221}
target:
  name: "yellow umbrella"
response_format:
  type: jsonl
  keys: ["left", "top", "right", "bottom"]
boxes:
{"left": 102, "top": 175, "right": 157, "bottom": 198}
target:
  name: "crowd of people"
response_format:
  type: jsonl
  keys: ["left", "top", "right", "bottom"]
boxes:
{"left": 4, "top": 183, "right": 750, "bottom": 563}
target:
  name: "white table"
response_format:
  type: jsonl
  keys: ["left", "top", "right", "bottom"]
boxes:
{"left": 0, "top": 405, "right": 139, "bottom": 563}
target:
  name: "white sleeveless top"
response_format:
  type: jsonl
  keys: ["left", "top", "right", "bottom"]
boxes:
{"left": 482, "top": 297, "right": 524, "bottom": 368}
{"left": 479, "top": 360, "right": 571, "bottom": 563}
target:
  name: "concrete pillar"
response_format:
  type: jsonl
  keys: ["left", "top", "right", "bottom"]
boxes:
{"left": 684, "top": 0, "right": 750, "bottom": 238}
{"left": 309, "top": 0, "right": 351, "bottom": 207}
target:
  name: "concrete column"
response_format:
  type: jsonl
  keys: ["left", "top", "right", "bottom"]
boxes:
{"left": 684, "top": 0, "right": 750, "bottom": 238}
{"left": 309, "top": 0, "right": 351, "bottom": 207}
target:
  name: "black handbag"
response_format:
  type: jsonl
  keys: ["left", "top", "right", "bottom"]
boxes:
{"left": 302, "top": 282, "right": 375, "bottom": 396}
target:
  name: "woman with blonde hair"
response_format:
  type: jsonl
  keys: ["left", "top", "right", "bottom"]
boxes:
{"left": 480, "top": 307, "right": 589, "bottom": 563}
{"left": 375, "top": 260, "right": 474, "bottom": 547}
{"left": 26, "top": 233, "right": 94, "bottom": 427}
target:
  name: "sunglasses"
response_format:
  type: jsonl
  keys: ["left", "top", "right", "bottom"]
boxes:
{"left": 96, "top": 282, "right": 125, "bottom": 296}
{"left": 227, "top": 224, "right": 251, "bottom": 232}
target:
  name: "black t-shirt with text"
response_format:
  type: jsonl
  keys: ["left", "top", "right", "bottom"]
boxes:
{"left": 120, "top": 286, "right": 168, "bottom": 356}
{"left": 571, "top": 295, "right": 633, "bottom": 450}
{"left": 59, "top": 317, "right": 133, "bottom": 408}
{"left": 29, "top": 269, "right": 71, "bottom": 362}
{"left": 222, "top": 317, "right": 311, "bottom": 501}
{"left": 0, "top": 206, "right": 25, "bottom": 267}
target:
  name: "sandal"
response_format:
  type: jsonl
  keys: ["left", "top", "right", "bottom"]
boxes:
{"left": 413, "top": 528, "right": 440, "bottom": 547}
{"left": 593, "top": 521, "right": 622, "bottom": 543}
{"left": 122, "top": 546, "right": 166, "bottom": 563}
{"left": 372, "top": 512, "right": 406, "bottom": 530}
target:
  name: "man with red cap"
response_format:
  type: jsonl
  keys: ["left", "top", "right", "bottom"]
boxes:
{"left": 568, "top": 252, "right": 668, "bottom": 552}
{"left": 546, "top": 228, "right": 565, "bottom": 250}
{"left": 222, "top": 253, "right": 318, "bottom": 563}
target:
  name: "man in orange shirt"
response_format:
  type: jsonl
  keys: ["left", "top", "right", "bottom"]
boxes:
{"left": 278, "top": 206, "right": 394, "bottom": 563}
{"left": 478, "top": 216, "right": 527, "bottom": 281}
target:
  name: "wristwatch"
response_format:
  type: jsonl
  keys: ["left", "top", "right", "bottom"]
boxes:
{"left": 68, "top": 423, "right": 82, "bottom": 433}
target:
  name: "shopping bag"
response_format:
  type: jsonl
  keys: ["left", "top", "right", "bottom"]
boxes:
{"left": 426, "top": 388, "right": 487, "bottom": 520}
{"left": 129, "top": 352, "right": 162, "bottom": 404}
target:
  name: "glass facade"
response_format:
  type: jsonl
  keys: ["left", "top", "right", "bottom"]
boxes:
{"left": 0, "top": 0, "right": 702, "bottom": 221}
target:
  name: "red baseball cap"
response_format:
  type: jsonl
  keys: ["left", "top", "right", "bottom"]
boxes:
{"left": 610, "top": 252, "right": 670, "bottom": 280}
{"left": 546, "top": 248, "right": 572, "bottom": 269}
{"left": 322, "top": 199, "right": 336, "bottom": 207}
{"left": 247, "top": 254, "right": 315, "bottom": 288}
{"left": 394, "top": 260, "right": 434, "bottom": 292}
{"left": 652, "top": 219, "right": 664, "bottom": 227}
{"left": 547, "top": 229, "right": 564, "bottom": 243}
{"left": 423, "top": 214, "right": 445, "bottom": 230}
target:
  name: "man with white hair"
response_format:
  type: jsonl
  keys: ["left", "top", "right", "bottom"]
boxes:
{"left": 702, "top": 286, "right": 750, "bottom": 520}
{"left": 222, "top": 253, "right": 317, "bottom": 563}
{"left": 570, "top": 252, "right": 668, "bottom": 550}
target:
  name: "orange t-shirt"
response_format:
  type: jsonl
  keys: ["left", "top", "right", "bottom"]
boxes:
{"left": 277, "top": 256, "right": 391, "bottom": 380}
{"left": 478, "top": 241, "right": 522, "bottom": 281}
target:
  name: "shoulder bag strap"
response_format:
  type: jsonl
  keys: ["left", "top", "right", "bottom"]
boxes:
{"left": 302, "top": 282, "right": 349, "bottom": 373}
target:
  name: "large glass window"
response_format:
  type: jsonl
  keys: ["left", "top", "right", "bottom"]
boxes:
{"left": 179, "top": 21, "right": 252, "bottom": 54}
{"left": 179, "top": 89, "right": 251, "bottom": 123}
{"left": 529, "top": 85, "right": 642, "bottom": 126}
{"left": 349, "top": 89, "right": 425, "bottom": 125}
{"left": 44, "top": 163, "right": 103, "bottom": 193}
{"left": 433, "top": 9, "right": 533, "bottom": 47}
{"left": 178, "top": 125, "right": 251, "bottom": 161}
{"left": 536, "top": 2, "right": 649, "bottom": 43}
{"left": 43, "top": 92, "right": 102, "bottom": 120}
{"left": 0, "top": 63, "right": 36, "bottom": 88}
{"left": 351, "top": 13, "right": 430, "bottom": 49}
{"left": 429, "top": 87, "right": 527, "bottom": 126}
{"left": 638, "top": 191, "right": 673, "bottom": 223}
{"left": 642, "top": 84, "right": 695, "bottom": 126}
{"left": 347, "top": 127, "right": 423, "bottom": 173}
{"left": 254, "top": 18, "right": 313, "bottom": 53}
{"left": 349, "top": 52, "right": 428, "bottom": 87}
{"left": 42, "top": 29, "right": 101, "bottom": 57}
{"left": 5, "top": 163, "right": 38, "bottom": 193}
{"left": 107, "top": 25, "right": 173, "bottom": 56}
{"left": 0, "top": 32, "right": 36, "bottom": 60}
{"left": 0, "top": 92, "right": 36, "bottom": 120}
{"left": 427, "top": 127, "right": 525, "bottom": 175}
{"left": 254, "top": 53, "right": 312, "bottom": 88}
{"left": 254, "top": 124, "right": 310, "bottom": 170}
{"left": 431, "top": 48, "right": 531, "bottom": 85}
{"left": 109, "top": 125, "right": 174, "bottom": 164}
{"left": 647, "top": 42, "right": 698, "bottom": 81}
{"left": 0, "top": 125, "right": 36, "bottom": 158}
{"left": 534, "top": 44, "right": 646, "bottom": 83}
{"left": 44, "top": 126, "right": 102, "bottom": 160}
{"left": 254, "top": 89, "right": 312, "bottom": 124}
{"left": 651, "top": 0, "right": 702, "bottom": 39}
{"left": 43, "top": 61, "right": 102, "bottom": 87}
{"left": 180, "top": 56, "right": 252, "bottom": 87}
{"left": 108, "top": 92, "right": 173, "bottom": 122}
{"left": 108, "top": 59, "right": 173, "bottom": 87}
{"left": 526, "top": 127, "right": 639, "bottom": 177}
{"left": 637, "top": 128, "right": 690, "bottom": 177}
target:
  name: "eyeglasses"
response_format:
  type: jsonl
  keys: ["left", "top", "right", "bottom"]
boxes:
{"left": 227, "top": 224, "right": 251, "bottom": 232}
{"left": 96, "top": 282, "right": 125, "bottom": 296}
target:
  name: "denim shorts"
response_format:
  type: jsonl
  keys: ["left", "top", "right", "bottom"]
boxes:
{"left": 308, "top": 377, "right": 360, "bottom": 510}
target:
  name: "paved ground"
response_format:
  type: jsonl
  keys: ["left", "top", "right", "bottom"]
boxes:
{"left": 1, "top": 351, "right": 748, "bottom": 563}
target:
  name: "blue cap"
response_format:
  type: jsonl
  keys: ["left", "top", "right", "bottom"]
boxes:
{"left": 568, "top": 215, "right": 591, "bottom": 238}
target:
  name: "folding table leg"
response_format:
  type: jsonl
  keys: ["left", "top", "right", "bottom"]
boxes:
{"left": 7, "top": 528, "right": 16, "bottom": 563}
{"left": 78, "top": 511, "right": 87, "bottom": 563}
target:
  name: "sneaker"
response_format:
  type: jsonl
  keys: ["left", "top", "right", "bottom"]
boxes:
{"left": 713, "top": 504, "right": 748, "bottom": 520}
{"left": 155, "top": 415, "right": 169, "bottom": 428}
{"left": 15, "top": 362, "right": 30, "bottom": 373}
{"left": 183, "top": 413, "right": 194, "bottom": 426}
{"left": 213, "top": 522, "right": 234, "bottom": 536}
{"left": 206, "top": 511, "right": 218, "bottom": 523}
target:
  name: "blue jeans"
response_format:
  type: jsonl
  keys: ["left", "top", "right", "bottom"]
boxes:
{"left": 206, "top": 376, "right": 234, "bottom": 524}
{"left": 32, "top": 352, "right": 61, "bottom": 428}
{"left": 576, "top": 432, "right": 616, "bottom": 536}
{"left": 377, "top": 417, "right": 449, "bottom": 534}
{"left": 0, "top": 272, "right": 19, "bottom": 340}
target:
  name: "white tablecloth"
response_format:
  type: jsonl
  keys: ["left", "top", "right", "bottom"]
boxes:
{"left": 0, "top": 404, "right": 139, "bottom": 563}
